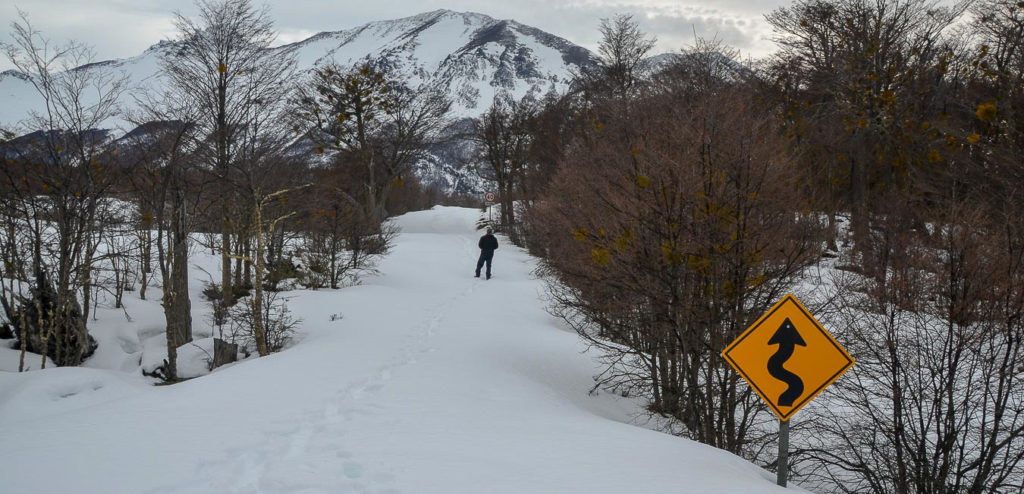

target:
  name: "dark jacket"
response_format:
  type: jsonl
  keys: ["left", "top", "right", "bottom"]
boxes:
{"left": 479, "top": 233, "right": 498, "bottom": 255}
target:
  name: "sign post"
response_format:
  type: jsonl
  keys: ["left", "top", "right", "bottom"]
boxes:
{"left": 777, "top": 418, "right": 789, "bottom": 486}
{"left": 484, "top": 191, "right": 496, "bottom": 223}
{"left": 722, "top": 294, "right": 854, "bottom": 487}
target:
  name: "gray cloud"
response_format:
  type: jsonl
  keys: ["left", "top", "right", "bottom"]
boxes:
{"left": 639, "top": 8, "right": 775, "bottom": 57}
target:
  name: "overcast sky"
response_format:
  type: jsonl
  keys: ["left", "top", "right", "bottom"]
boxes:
{"left": 1, "top": 0, "right": 792, "bottom": 71}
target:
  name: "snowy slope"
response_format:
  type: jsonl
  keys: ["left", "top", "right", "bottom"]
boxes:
{"left": 0, "top": 206, "right": 797, "bottom": 493}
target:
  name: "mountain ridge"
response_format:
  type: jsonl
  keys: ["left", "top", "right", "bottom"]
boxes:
{"left": 0, "top": 9, "right": 605, "bottom": 192}
{"left": 1, "top": 9, "right": 597, "bottom": 123}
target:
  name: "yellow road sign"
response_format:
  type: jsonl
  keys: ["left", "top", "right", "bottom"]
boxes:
{"left": 722, "top": 294, "right": 854, "bottom": 421}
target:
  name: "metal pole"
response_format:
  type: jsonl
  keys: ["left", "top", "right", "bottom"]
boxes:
{"left": 777, "top": 419, "right": 790, "bottom": 487}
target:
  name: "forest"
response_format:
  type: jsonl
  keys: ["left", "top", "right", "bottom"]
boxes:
{"left": 1, "top": 0, "right": 1023, "bottom": 492}
{"left": 485, "top": 2, "right": 1024, "bottom": 492}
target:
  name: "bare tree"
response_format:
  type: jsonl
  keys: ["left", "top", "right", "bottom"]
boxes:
{"left": 798, "top": 200, "right": 1024, "bottom": 494}
{"left": 294, "top": 62, "right": 448, "bottom": 284}
{"left": 123, "top": 110, "right": 205, "bottom": 381}
{"left": 591, "top": 14, "right": 657, "bottom": 99}
{"left": 244, "top": 183, "right": 307, "bottom": 356}
{"left": 295, "top": 63, "right": 450, "bottom": 224}
{"left": 0, "top": 12, "right": 127, "bottom": 367}
{"left": 471, "top": 94, "right": 535, "bottom": 239}
{"left": 162, "top": 0, "right": 296, "bottom": 305}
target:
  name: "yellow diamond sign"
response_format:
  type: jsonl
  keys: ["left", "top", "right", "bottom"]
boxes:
{"left": 722, "top": 294, "right": 854, "bottom": 421}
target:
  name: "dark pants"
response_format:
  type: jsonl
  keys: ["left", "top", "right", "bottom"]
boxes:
{"left": 476, "top": 251, "right": 494, "bottom": 277}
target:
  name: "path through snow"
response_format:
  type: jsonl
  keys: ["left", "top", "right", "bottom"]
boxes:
{"left": 0, "top": 206, "right": 796, "bottom": 493}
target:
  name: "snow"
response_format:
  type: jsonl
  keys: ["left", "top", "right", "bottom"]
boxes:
{"left": 516, "top": 33, "right": 567, "bottom": 80}
{"left": 0, "top": 206, "right": 799, "bottom": 493}
{"left": 309, "top": 27, "right": 392, "bottom": 68}
{"left": 402, "top": 13, "right": 475, "bottom": 72}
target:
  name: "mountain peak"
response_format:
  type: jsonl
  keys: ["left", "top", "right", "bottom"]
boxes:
{"left": 411, "top": 8, "right": 493, "bottom": 21}
{"left": 0, "top": 10, "right": 597, "bottom": 192}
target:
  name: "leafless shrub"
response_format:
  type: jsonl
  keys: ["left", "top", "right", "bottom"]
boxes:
{"left": 226, "top": 291, "right": 299, "bottom": 355}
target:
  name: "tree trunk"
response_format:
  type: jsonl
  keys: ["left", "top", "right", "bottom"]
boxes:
{"left": 81, "top": 264, "right": 92, "bottom": 324}
{"left": 169, "top": 244, "right": 192, "bottom": 345}
{"left": 234, "top": 233, "right": 243, "bottom": 289}
{"left": 330, "top": 247, "right": 338, "bottom": 289}
{"left": 39, "top": 308, "right": 49, "bottom": 370}
{"left": 139, "top": 229, "right": 150, "bottom": 301}
{"left": 213, "top": 337, "right": 238, "bottom": 368}
{"left": 253, "top": 200, "right": 269, "bottom": 356}
{"left": 221, "top": 222, "right": 232, "bottom": 304}
{"left": 827, "top": 210, "right": 839, "bottom": 252}
{"left": 243, "top": 235, "right": 251, "bottom": 287}
{"left": 113, "top": 258, "right": 123, "bottom": 309}
{"left": 162, "top": 189, "right": 193, "bottom": 381}
{"left": 217, "top": 52, "right": 233, "bottom": 306}
{"left": 17, "top": 300, "right": 27, "bottom": 371}
{"left": 165, "top": 325, "right": 177, "bottom": 381}
{"left": 170, "top": 195, "right": 193, "bottom": 345}
{"left": 850, "top": 154, "right": 869, "bottom": 252}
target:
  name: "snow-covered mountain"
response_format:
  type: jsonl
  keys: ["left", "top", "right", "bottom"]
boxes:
{"left": 0, "top": 9, "right": 596, "bottom": 193}
{"left": 283, "top": 10, "right": 593, "bottom": 118}
{"left": 0, "top": 9, "right": 593, "bottom": 127}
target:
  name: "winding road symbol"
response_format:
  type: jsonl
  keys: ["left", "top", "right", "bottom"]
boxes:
{"left": 767, "top": 318, "right": 806, "bottom": 407}
{"left": 721, "top": 294, "right": 854, "bottom": 421}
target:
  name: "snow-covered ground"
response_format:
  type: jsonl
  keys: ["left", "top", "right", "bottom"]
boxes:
{"left": 0, "top": 206, "right": 798, "bottom": 493}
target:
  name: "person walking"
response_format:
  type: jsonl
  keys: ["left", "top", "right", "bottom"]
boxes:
{"left": 476, "top": 227, "right": 498, "bottom": 279}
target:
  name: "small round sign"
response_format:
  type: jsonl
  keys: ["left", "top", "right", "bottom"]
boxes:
{"left": 484, "top": 191, "right": 496, "bottom": 203}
